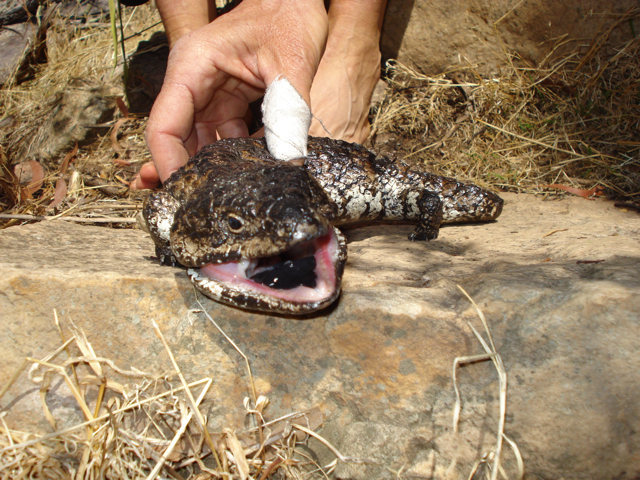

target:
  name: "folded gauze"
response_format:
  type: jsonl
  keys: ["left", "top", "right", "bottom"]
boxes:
{"left": 261, "top": 77, "right": 311, "bottom": 161}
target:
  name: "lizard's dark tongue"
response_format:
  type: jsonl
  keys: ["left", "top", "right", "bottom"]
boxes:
{"left": 248, "top": 256, "right": 317, "bottom": 289}
{"left": 196, "top": 231, "right": 339, "bottom": 305}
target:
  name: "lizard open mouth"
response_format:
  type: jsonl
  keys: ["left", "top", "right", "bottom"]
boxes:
{"left": 187, "top": 228, "right": 346, "bottom": 314}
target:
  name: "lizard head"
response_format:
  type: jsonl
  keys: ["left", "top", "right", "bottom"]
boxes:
{"left": 144, "top": 139, "right": 347, "bottom": 315}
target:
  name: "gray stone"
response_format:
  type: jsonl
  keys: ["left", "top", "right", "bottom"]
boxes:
{"left": 0, "top": 0, "right": 38, "bottom": 27}
{"left": 1, "top": 193, "right": 639, "bottom": 478}
{"left": 53, "top": 0, "right": 111, "bottom": 20}
{"left": 0, "top": 22, "right": 38, "bottom": 85}
{"left": 0, "top": 1, "right": 112, "bottom": 86}
{"left": 19, "top": 79, "right": 116, "bottom": 160}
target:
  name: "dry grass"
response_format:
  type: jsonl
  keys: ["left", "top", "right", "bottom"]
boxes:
{"left": 0, "top": 4, "right": 638, "bottom": 476}
{"left": 0, "top": 296, "right": 520, "bottom": 480}
{"left": 0, "top": 3, "right": 158, "bottom": 225}
{"left": 0, "top": 308, "right": 336, "bottom": 479}
{"left": 371, "top": 8, "right": 640, "bottom": 199}
{"left": 452, "top": 286, "right": 524, "bottom": 480}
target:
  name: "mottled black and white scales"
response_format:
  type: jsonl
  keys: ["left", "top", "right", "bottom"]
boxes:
{"left": 143, "top": 136, "right": 503, "bottom": 314}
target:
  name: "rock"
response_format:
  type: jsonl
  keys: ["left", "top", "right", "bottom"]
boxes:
{"left": 1, "top": 193, "right": 639, "bottom": 478}
{"left": 0, "top": 0, "right": 38, "bottom": 27}
{"left": 0, "top": 1, "right": 110, "bottom": 86}
{"left": 0, "top": 21, "right": 39, "bottom": 85}
{"left": 381, "top": 0, "right": 639, "bottom": 75}
{"left": 18, "top": 79, "right": 116, "bottom": 161}
{"left": 53, "top": 0, "right": 111, "bottom": 20}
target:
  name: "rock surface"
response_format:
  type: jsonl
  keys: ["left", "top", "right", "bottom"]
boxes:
{"left": 0, "top": 21, "right": 38, "bottom": 85}
{"left": 1, "top": 193, "right": 639, "bottom": 479}
{"left": 25, "top": 80, "right": 116, "bottom": 160}
{"left": 0, "top": 1, "right": 110, "bottom": 86}
{"left": 381, "top": 0, "right": 638, "bottom": 75}
{"left": 0, "top": 0, "right": 38, "bottom": 27}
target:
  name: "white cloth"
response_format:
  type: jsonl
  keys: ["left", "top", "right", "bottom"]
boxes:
{"left": 262, "top": 77, "right": 311, "bottom": 161}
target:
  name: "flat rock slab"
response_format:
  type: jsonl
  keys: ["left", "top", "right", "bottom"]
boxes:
{"left": 1, "top": 193, "right": 639, "bottom": 479}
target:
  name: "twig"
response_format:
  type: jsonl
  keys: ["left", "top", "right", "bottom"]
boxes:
{"left": 453, "top": 285, "right": 524, "bottom": 480}
{"left": 151, "top": 319, "right": 222, "bottom": 470}
{"left": 0, "top": 213, "right": 137, "bottom": 224}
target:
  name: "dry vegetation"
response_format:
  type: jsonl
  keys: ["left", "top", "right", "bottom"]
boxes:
{"left": 1, "top": 300, "right": 517, "bottom": 479}
{"left": 1, "top": 5, "right": 638, "bottom": 228}
{"left": 371, "top": 8, "right": 640, "bottom": 199}
{"left": 0, "top": 309, "right": 337, "bottom": 479}
{"left": 0, "top": 3, "right": 157, "bottom": 227}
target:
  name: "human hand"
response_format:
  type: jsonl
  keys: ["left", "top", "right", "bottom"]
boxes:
{"left": 132, "top": 0, "right": 327, "bottom": 189}
{"left": 309, "top": 0, "right": 386, "bottom": 143}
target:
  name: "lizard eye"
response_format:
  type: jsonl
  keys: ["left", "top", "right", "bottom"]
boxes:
{"left": 227, "top": 214, "right": 244, "bottom": 232}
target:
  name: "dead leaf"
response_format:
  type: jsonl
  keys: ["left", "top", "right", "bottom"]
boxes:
{"left": 60, "top": 143, "right": 78, "bottom": 174}
{"left": 14, "top": 160, "right": 44, "bottom": 199}
{"left": 542, "top": 184, "right": 605, "bottom": 199}
{"left": 49, "top": 177, "right": 68, "bottom": 208}
{"left": 47, "top": 144, "right": 78, "bottom": 208}
{"left": 115, "top": 96, "right": 130, "bottom": 117}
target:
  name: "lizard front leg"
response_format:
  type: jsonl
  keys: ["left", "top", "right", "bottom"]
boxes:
{"left": 408, "top": 191, "right": 443, "bottom": 241}
{"left": 143, "top": 190, "right": 181, "bottom": 266}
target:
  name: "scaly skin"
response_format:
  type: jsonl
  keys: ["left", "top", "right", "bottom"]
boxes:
{"left": 143, "top": 136, "right": 503, "bottom": 314}
{"left": 304, "top": 137, "right": 503, "bottom": 239}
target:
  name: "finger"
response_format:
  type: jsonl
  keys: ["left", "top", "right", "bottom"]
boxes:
{"left": 145, "top": 82, "right": 195, "bottom": 182}
{"left": 196, "top": 79, "right": 261, "bottom": 142}
{"left": 261, "top": 54, "right": 316, "bottom": 108}
{"left": 215, "top": 118, "right": 250, "bottom": 139}
{"left": 146, "top": 34, "right": 229, "bottom": 180}
{"left": 130, "top": 161, "right": 162, "bottom": 190}
{"left": 257, "top": 5, "right": 328, "bottom": 107}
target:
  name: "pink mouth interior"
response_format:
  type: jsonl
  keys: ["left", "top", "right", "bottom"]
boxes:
{"left": 198, "top": 231, "right": 339, "bottom": 304}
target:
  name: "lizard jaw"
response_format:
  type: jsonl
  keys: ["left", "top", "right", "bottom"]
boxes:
{"left": 188, "top": 227, "right": 347, "bottom": 314}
